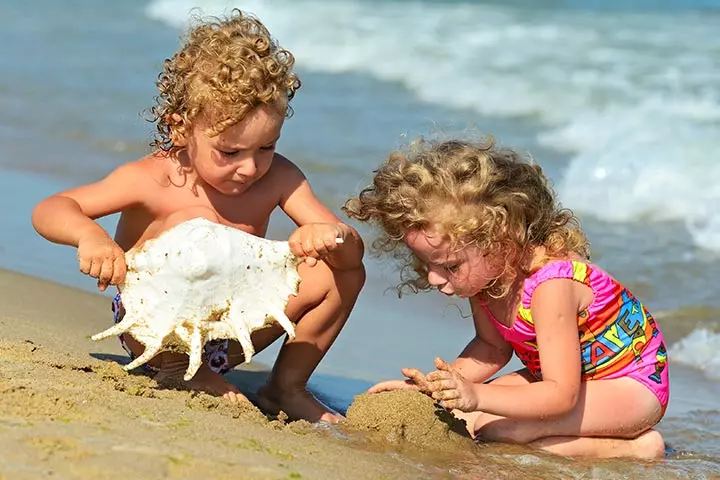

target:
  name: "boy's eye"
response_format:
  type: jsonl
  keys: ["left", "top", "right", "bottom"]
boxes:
{"left": 445, "top": 264, "right": 460, "bottom": 273}
{"left": 260, "top": 144, "right": 276, "bottom": 151}
{"left": 219, "top": 150, "right": 239, "bottom": 157}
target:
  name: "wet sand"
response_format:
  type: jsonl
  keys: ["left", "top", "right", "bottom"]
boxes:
{"left": 0, "top": 269, "right": 478, "bottom": 479}
{"left": 3, "top": 268, "right": 712, "bottom": 480}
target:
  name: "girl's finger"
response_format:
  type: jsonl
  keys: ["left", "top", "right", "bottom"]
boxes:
{"left": 427, "top": 379, "right": 456, "bottom": 391}
{"left": 401, "top": 368, "right": 425, "bottom": 382}
{"left": 432, "top": 389, "right": 457, "bottom": 401}
{"left": 434, "top": 357, "right": 452, "bottom": 371}
{"left": 426, "top": 370, "right": 451, "bottom": 382}
{"left": 368, "top": 380, "right": 417, "bottom": 394}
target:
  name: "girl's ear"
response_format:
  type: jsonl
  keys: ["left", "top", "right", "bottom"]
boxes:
{"left": 167, "top": 113, "right": 188, "bottom": 147}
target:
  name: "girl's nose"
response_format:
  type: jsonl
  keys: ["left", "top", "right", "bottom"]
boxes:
{"left": 427, "top": 269, "right": 446, "bottom": 286}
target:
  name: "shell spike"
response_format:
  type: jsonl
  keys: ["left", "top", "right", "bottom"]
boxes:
{"left": 271, "top": 310, "right": 296, "bottom": 339}
{"left": 184, "top": 326, "right": 204, "bottom": 381}
{"left": 124, "top": 340, "right": 162, "bottom": 372}
{"left": 91, "top": 314, "right": 139, "bottom": 341}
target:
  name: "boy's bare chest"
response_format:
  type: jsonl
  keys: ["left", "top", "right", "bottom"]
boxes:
{"left": 118, "top": 183, "right": 280, "bottom": 249}
{"left": 162, "top": 187, "right": 277, "bottom": 232}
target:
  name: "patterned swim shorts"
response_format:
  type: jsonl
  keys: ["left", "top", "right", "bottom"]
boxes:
{"left": 111, "top": 292, "right": 231, "bottom": 375}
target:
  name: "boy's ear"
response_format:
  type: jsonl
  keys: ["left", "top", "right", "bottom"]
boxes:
{"left": 167, "top": 113, "right": 188, "bottom": 147}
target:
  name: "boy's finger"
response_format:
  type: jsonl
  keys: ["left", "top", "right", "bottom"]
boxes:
{"left": 98, "top": 258, "right": 114, "bottom": 286}
{"left": 88, "top": 259, "right": 102, "bottom": 279}
{"left": 110, "top": 258, "right": 127, "bottom": 286}
{"left": 78, "top": 255, "right": 91, "bottom": 275}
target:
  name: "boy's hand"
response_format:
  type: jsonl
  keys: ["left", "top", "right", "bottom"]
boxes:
{"left": 288, "top": 223, "right": 348, "bottom": 266}
{"left": 425, "top": 357, "right": 480, "bottom": 412}
{"left": 368, "top": 367, "right": 431, "bottom": 395}
{"left": 77, "top": 234, "right": 127, "bottom": 291}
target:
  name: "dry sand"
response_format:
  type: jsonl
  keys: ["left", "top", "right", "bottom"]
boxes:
{"left": 0, "top": 269, "right": 484, "bottom": 480}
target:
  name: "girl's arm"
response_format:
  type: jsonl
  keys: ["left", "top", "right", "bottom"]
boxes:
{"left": 429, "top": 278, "right": 585, "bottom": 419}
{"left": 451, "top": 295, "right": 513, "bottom": 383}
{"left": 369, "top": 296, "right": 513, "bottom": 394}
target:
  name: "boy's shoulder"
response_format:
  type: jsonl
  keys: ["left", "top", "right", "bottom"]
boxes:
{"left": 263, "top": 153, "right": 308, "bottom": 189}
{"left": 113, "top": 152, "right": 178, "bottom": 186}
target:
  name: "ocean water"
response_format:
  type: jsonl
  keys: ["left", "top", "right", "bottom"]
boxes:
{"left": 1, "top": 0, "right": 719, "bottom": 477}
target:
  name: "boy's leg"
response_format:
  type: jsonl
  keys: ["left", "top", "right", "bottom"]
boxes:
{"left": 462, "top": 371, "right": 665, "bottom": 459}
{"left": 232, "top": 259, "right": 365, "bottom": 423}
{"left": 118, "top": 207, "right": 247, "bottom": 401}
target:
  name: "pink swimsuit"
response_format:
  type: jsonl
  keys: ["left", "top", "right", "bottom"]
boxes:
{"left": 481, "top": 260, "right": 669, "bottom": 408}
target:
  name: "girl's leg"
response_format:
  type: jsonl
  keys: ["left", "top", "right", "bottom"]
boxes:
{"left": 464, "top": 370, "right": 665, "bottom": 459}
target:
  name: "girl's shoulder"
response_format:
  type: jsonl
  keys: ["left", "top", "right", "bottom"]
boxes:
{"left": 520, "top": 259, "right": 619, "bottom": 308}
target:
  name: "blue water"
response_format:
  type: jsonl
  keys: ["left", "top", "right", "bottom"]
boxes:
{"left": 2, "top": 0, "right": 719, "bottom": 476}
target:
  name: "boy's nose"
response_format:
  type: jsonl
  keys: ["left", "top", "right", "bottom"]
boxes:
{"left": 236, "top": 158, "right": 257, "bottom": 178}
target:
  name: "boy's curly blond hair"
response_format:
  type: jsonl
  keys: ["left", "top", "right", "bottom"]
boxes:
{"left": 149, "top": 9, "right": 300, "bottom": 154}
{"left": 344, "top": 136, "right": 590, "bottom": 298}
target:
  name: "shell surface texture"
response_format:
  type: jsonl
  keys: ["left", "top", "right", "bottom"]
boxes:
{"left": 91, "top": 218, "right": 301, "bottom": 380}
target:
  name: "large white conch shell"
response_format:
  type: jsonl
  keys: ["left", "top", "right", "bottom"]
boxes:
{"left": 91, "top": 218, "right": 301, "bottom": 380}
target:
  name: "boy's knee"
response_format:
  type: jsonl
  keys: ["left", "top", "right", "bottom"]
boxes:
{"left": 337, "top": 262, "right": 366, "bottom": 296}
{"left": 299, "top": 261, "right": 366, "bottom": 298}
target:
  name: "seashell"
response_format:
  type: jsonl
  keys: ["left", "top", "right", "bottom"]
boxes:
{"left": 91, "top": 218, "right": 301, "bottom": 380}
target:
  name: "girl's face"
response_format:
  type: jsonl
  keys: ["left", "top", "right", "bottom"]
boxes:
{"left": 404, "top": 228, "right": 501, "bottom": 298}
{"left": 184, "top": 104, "right": 284, "bottom": 196}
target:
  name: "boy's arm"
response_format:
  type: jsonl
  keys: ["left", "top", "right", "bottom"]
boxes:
{"left": 32, "top": 161, "right": 146, "bottom": 247}
{"left": 276, "top": 157, "right": 364, "bottom": 270}
{"left": 451, "top": 295, "right": 513, "bottom": 383}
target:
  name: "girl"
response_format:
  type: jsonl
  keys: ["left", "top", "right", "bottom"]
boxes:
{"left": 344, "top": 137, "right": 668, "bottom": 458}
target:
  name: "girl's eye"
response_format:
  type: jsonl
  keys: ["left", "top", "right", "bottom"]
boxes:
{"left": 445, "top": 264, "right": 460, "bottom": 273}
{"left": 219, "top": 150, "right": 239, "bottom": 157}
{"left": 260, "top": 144, "right": 276, "bottom": 151}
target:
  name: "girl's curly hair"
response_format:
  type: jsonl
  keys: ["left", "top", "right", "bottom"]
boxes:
{"left": 148, "top": 9, "right": 301, "bottom": 154}
{"left": 343, "top": 136, "right": 590, "bottom": 298}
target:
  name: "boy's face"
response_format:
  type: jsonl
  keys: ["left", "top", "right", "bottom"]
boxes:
{"left": 404, "top": 228, "right": 500, "bottom": 298}
{"left": 186, "top": 104, "right": 285, "bottom": 196}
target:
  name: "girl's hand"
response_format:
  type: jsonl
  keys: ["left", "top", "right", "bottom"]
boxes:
{"left": 425, "top": 357, "right": 480, "bottom": 412}
{"left": 288, "top": 223, "right": 348, "bottom": 266}
{"left": 77, "top": 234, "right": 127, "bottom": 291}
{"left": 368, "top": 367, "right": 432, "bottom": 394}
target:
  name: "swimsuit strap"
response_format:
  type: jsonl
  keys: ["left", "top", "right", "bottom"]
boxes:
{"left": 520, "top": 260, "right": 593, "bottom": 310}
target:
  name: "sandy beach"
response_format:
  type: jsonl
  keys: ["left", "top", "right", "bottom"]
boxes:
{"left": 0, "top": 268, "right": 483, "bottom": 480}
{"left": 4, "top": 268, "right": 718, "bottom": 480}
